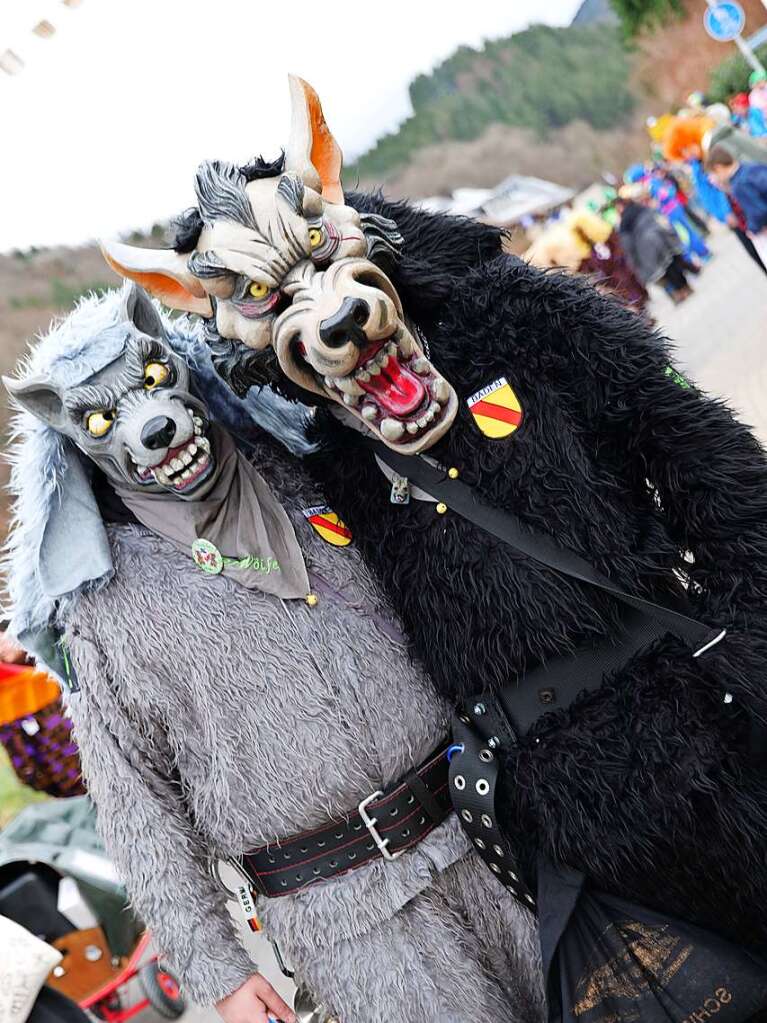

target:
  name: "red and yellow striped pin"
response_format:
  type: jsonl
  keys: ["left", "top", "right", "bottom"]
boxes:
{"left": 467, "top": 377, "right": 523, "bottom": 439}
{"left": 303, "top": 505, "right": 352, "bottom": 547}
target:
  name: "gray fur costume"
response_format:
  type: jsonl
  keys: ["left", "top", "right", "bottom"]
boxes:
{"left": 3, "top": 290, "right": 544, "bottom": 1022}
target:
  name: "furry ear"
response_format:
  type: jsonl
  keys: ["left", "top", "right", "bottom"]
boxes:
{"left": 285, "top": 75, "right": 344, "bottom": 204}
{"left": 123, "top": 283, "right": 167, "bottom": 340}
{"left": 3, "top": 374, "right": 66, "bottom": 429}
{"left": 100, "top": 239, "right": 214, "bottom": 317}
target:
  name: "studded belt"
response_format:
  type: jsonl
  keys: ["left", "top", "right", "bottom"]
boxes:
{"left": 238, "top": 743, "right": 452, "bottom": 898}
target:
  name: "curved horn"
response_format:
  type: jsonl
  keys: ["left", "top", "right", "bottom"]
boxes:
{"left": 285, "top": 75, "right": 344, "bottom": 205}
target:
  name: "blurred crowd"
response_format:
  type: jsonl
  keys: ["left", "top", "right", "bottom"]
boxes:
{"left": 526, "top": 71, "right": 767, "bottom": 316}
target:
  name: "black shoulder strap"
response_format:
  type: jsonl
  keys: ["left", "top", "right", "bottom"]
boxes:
{"left": 370, "top": 442, "right": 724, "bottom": 657}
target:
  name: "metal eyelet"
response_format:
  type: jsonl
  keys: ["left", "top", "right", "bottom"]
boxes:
{"left": 407, "top": 795, "right": 415, "bottom": 805}
{"left": 487, "top": 736, "right": 500, "bottom": 750}
{"left": 348, "top": 852, "right": 357, "bottom": 861}
{"left": 280, "top": 879, "right": 288, "bottom": 887}
{"left": 317, "top": 840, "right": 326, "bottom": 848}
{"left": 335, "top": 832, "right": 344, "bottom": 840}
{"left": 474, "top": 838, "right": 486, "bottom": 850}
{"left": 390, "top": 807, "right": 399, "bottom": 817}
{"left": 329, "top": 859, "right": 338, "bottom": 868}
{"left": 402, "top": 828, "right": 411, "bottom": 838}
{"left": 476, "top": 779, "right": 490, "bottom": 796}
{"left": 481, "top": 814, "right": 493, "bottom": 828}
{"left": 454, "top": 775, "right": 466, "bottom": 790}
{"left": 353, "top": 823, "right": 362, "bottom": 831}
{"left": 461, "top": 809, "right": 474, "bottom": 823}
{"left": 493, "top": 844, "right": 504, "bottom": 857}
{"left": 295, "top": 874, "right": 303, "bottom": 882}
{"left": 525, "top": 894, "right": 535, "bottom": 905}
{"left": 300, "top": 846, "right": 308, "bottom": 853}
{"left": 312, "top": 867, "right": 321, "bottom": 875}
{"left": 490, "top": 863, "right": 501, "bottom": 874}
{"left": 473, "top": 703, "right": 486, "bottom": 716}
{"left": 458, "top": 714, "right": 471, "bottom": 724}
{"left": 283, "top": 852, "right": 292, "bottom": 861}
{"left": 479, "top": 749, "right": 494, "bottom": 763}
{"left": 508, "top": 870, "right": 518, "bottom": 881}
{"left": 366, "top": 843, "right": 375, "bottom": 851}
{"left": 418, "top": 816, "right": 426, "bottom": 826}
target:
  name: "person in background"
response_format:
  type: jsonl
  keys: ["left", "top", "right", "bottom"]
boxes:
{"left": 648, "top": 164, "right": 712, "bottom": 266}
{"left": 708, "top": 145, "right": 767, "bottom": 266}
{"left": 749, "top": 69, "right": 767, "bottom": 118}
{"left": 616, "top": 187, "right": 694, "bottom": 304}
{"left": 0, "top": 627, "right": 85, "bottom": 798}
{"left": 730, "top": 91, "right": 767, "bottom": 138}
{"left": 664, "top": 116, "right": 767, "bottom": 275}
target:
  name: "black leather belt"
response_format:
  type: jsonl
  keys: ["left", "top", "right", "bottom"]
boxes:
{"left": 241, "top": 744, "right": 452, "bottom": 898}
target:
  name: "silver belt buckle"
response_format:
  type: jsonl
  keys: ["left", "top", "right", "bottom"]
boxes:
{"left": 358, "top": 790, "right": 403, "bottom": 861}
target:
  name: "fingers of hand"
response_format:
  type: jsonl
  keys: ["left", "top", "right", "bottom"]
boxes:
{"left": 251, "top": 975, "right": 295, "bottom": 1023}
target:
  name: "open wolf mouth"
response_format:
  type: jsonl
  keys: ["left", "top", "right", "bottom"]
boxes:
{"left": 319, "top": 327, "right": 457, "bottom": 447}
{"left": 133, "top": 414, "right": 214, "bottom": 494}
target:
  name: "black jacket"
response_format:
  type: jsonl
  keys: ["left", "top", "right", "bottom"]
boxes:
{"left": 301, "top": 193, "right": 767, "bottom": 950}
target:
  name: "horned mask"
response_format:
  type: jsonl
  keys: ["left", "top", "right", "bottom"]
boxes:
{"left": 102, "top": 76, "right": 458, "bottom": 453}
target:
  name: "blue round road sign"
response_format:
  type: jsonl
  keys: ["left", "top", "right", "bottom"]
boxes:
{"left": 704, "top": 2, "right": 746, "bottom": 41}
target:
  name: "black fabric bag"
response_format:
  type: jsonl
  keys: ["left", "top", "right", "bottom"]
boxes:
{"left": 539, "top": 860, "right": 767, "bottom": 1023}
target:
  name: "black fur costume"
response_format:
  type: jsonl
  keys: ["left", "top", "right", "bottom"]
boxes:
{"left": 212, "top": 193, "right": 767, "bottom": 952}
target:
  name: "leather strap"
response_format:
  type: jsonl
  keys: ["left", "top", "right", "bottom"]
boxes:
{"left": 241, "top": 744, "right": 452, "bottom": 897}
{"left": 368, "top": 442, "right": 724, "bottom": 656}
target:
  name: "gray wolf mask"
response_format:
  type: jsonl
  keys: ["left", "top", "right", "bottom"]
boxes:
{"left": 101, "top": 76, "right": 458, "bottom": 454}
{"left": 4, "top": 285, "right": 217, "bottom": 500}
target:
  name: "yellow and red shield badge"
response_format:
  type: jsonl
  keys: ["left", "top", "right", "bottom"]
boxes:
{"left": 302, "top": 505, "right": 352, "bottom": 547}
{"left": 467, "top": 377, "right": 523, "bottom": 439}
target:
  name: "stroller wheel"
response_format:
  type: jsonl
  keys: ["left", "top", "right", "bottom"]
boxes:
{"left": 138, "top": 964, "right": 186, "bottom": 1019}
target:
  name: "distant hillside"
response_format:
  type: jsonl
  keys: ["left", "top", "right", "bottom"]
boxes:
{"left": 348, "top": 23, "right": 635, "bottom": 182}
{"left": 571, "top": 0, "right": 618, "bottom": 26}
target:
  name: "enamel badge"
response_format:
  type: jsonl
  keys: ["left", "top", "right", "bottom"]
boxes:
{"left": 302, "top": 506, "right": 352, "bottom": 547}
{"left": 191, "top": 538, "right": 224, "bottom": 574}
{"left": 467, "top": 377, "right": 523, "bottom": 439}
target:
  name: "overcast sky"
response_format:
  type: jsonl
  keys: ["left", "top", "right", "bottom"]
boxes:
{"left": 0, "top": 0, "right": 582, "bottom": 251}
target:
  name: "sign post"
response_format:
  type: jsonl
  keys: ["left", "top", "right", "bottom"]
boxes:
{"left": 704, "top": 0, "right": 766, "bottom": 73}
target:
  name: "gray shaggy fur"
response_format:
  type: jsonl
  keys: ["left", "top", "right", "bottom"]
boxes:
{"left": 61, "top": 444, "right": 545, "bottom": 1017}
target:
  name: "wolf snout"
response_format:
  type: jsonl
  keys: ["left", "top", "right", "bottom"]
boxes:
{"left": 319, "top": 297, "right": 370, "bottom": 349}
{"left": 141, "top": 416, "right": 178, "bottom": 450}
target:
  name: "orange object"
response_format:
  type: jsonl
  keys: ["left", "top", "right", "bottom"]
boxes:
{"left": 663, "top": 117, "right": 714, "bottom": 162}
{"left": 0, "top": 663, "right": 61, "bottom": 725}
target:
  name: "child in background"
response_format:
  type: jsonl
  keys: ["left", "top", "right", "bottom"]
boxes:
{"left": 707, "top": 146, "right": 767, "bottom": 265}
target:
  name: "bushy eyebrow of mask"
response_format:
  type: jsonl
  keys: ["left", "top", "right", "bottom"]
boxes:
{"left": 62, "top": 336, "right": 167, "bottom": 418}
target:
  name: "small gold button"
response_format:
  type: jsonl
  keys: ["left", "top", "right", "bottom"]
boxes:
{"left": 448, "top": 467, "right": 459, "bottom": 479}
{"left": 305, "top": 593, "right": 319, "bottom": 607}
{"left": 436, "top": 502, "right": 448, "bottom": 515}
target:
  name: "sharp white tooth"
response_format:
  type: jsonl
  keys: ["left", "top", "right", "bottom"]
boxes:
{"left": 368, "top": 362, "right": 382, "bottom": 377}
{"left": 181, "top": 468, "right": 192, "bottom": 480}
{"left": 197, "top": 436, "right": 210, "bottom": 452}
{"left": 386, "top": 342, "right": 397, "bottom": 357}
{"left": 181, "top": 451, "right": 193, "bottom": 466}
{"left": 170, "top": 458, "right": 183, "bottom": 473}
{"left": 406, "top": 421, "right": 419, "bottom": 435}
{"left": 413, "top": 358, "right": 430, "bottom": 375}
{"left": 431, "top": 379, "right": 450, "bottom": 403}
{"left": 399, "top": 332, "right": 415, "bottom": 357}
{"left": 361, "top": 404, "right": 377, "bottom": 421}
{"left": 193, "top": 416, "right": 203, "bottom": 428}
{"left": 376, "top": 348, "right": 390, "bottom": 366}
{"left": 343, "top": 393, "right": 360, "bottom": 407}
{"left": 198, "top": 453, "right": 210, "bottom": 467}
{"left": 380, "top": 418, "right": 405, "bottom": 441}
{"left": 324, "top": 376, "right": 336, "bottom": 390}
{"left": 356, "top": 368, "right": 371, "bottom": 383}
{"left": 187, "top": 443, "right": 198, "bottom": 457}
{"left": 429, "top": 401, "right": 441, "bottom": 416}
{"left": 154, "top": 468, "right": 170, "bottom": 485}
{"left": 336, "top": 376, "right": 364, "bottom": 396}
{"left": 137, "top": 465, "right": 147, "bottom": 474}
{"left": 417, "top": 415, "right": 428, "bottom": 429}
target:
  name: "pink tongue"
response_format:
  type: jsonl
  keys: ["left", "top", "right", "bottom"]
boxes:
{"left": 358, "top": 357, "right": 426, "bottom": 416}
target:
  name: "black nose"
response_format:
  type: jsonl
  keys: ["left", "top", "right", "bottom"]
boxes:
{"left": 319, "top": 298, "right": 369, "bottom": 349}
{"left": 141, "top": 416, "right": 177, "bottom": 450}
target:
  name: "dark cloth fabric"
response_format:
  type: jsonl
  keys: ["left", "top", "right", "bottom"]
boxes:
{"left": 659, "top": 256, "right": 690, "bottom": 293}
{"left": 0, "top": 698, "right": 86, "bottom": 797}
{"left": 734, "top": 227, "right": 767, "bottom": 275}
{"left": 730, "top": 162, "right": 767, "bottom": 235}
{"left": 539, "top": 861, "right": 767, "bottom": 1023}
{"left": 618, "top": 203, "right": 681, "bottom": 285}
{"left": 578, "top": 235, "right": 649, "bottom": 310}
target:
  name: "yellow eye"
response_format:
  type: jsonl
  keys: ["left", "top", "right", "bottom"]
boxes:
{"left": 86, "top": 410, "right": 115, "bottom": 437}
{"left": 144, "top": 361, "right": 170, "bottom": 390}
{"left": 308, "top": 227, "right": 324, "bottom": 250}
{"left": 248, "top": 281, "right": 270, "bottom": 300}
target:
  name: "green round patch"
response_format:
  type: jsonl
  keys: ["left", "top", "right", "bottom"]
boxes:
{"left": 191, "top": 538, "right": 224, "bottom": 575}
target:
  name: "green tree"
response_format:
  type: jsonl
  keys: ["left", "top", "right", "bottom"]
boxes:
{"left": 708, "top": 43, "right": 767, "bottom": 101}
{"left": 608, "top": 0, "right": 684, "bottom": 38}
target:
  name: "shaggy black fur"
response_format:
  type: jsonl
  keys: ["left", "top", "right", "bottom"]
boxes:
{"left": 208, "top": 189, "right": 767, "bottom": 951}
